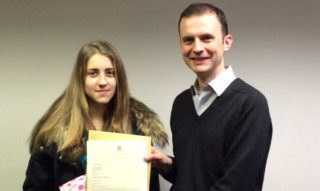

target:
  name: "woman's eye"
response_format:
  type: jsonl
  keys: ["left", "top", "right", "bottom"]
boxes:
{"left": 106, "top": 69, "right": 115, "bottom": 77}
{"left": 88, "top": 70, "right": 98, "bottom": 76}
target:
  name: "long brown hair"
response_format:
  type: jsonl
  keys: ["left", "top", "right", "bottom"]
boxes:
{"left": 29, "top": 41, "right": 131, "bottom": 161}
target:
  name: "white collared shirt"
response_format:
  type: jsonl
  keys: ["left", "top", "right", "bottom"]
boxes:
{"left": 191, "top": 66, "right": 236, "bottom": 115}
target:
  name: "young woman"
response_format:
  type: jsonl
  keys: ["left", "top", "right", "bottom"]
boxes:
{"left": 23, "top": 40, "right": 168, "bottom": 191}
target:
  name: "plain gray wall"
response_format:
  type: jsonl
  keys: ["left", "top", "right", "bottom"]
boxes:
{"left": 1, "top": 0, "right": 319, "bottom": 190}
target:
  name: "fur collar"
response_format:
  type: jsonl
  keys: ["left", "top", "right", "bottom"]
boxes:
{"left": 130, "top": 97, "right": 168, "bottom": 148}
{"left": 37, "top": 97, "right": 168, "bottom": 163}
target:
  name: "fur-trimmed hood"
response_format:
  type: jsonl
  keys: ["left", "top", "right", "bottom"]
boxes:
{"left": 129, "top": 97, "right": 168, "bottom": 148}
{"left": 33, "top": 97, "right": 168, "bottom": 163}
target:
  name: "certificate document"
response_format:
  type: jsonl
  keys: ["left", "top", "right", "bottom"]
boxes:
{"left": 87, "top": 132, "right": 150, "bottom": 191}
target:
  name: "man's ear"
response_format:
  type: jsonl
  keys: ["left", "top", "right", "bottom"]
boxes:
{"left": 224, "top": 34, "right": 233, "bottom": 52}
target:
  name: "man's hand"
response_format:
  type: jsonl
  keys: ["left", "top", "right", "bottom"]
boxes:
{"left": 144, "top": 146, "right": 172, "bottom": 173}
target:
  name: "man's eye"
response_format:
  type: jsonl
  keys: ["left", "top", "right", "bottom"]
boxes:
{"left": 202, "top": 35, "right": 213, "bottom": 42}
{"left": 183, "top": 38, "right": 193, "bottom": 44}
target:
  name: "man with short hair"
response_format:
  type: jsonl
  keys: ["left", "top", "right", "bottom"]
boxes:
{"left": 145, "top": 3, "right": 272, "bottom": 191}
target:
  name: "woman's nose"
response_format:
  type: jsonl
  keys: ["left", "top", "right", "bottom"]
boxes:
{"left": 98, "top": 75, "right": 107, "bottom": 86}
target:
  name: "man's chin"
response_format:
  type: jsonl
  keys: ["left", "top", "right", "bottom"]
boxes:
{"left": 191, "top": 66, "right": 209, "bottom": 74}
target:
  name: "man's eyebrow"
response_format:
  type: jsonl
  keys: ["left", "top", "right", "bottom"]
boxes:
{"left": 181, "top": 36, "right": 194, "bottom": 41}
{"left": 200, "top": 33, "right": 215, "bottom": 37}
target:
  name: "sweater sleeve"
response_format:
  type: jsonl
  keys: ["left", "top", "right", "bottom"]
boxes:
{"left": 158, "top": 156, "right": 177, "bottom": 183}
{"left": 212, "top": 93, "right": 272, "bottom": 190}
{"left": 23, "top": 146, "right": 56, "bottom": 191}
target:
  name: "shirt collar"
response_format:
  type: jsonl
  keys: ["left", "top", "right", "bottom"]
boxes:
{"left": 209, "top": 66, "right": 236, "bottom": 96}
{"left": 191, "top": 66, "right": 236, "bottom": 97}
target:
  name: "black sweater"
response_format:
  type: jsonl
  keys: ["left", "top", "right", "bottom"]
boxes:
{"left": 164, "top": 78, "right": 272, "bottom": 191}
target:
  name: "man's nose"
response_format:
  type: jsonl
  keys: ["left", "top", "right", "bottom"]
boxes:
{"left": 193, "top": 39, "right": 204, "bottom": 52}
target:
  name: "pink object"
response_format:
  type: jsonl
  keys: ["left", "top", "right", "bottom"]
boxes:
{"left": 59, "top": 174, "right": 86, "bottom": 191}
